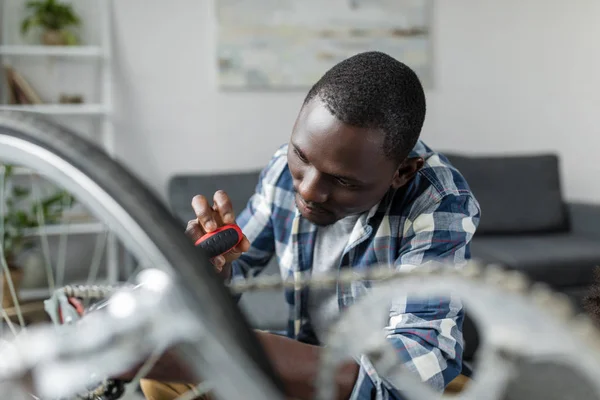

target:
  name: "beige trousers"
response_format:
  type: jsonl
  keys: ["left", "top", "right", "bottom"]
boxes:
{"left": 139, "top": 379, "right": 211, "bottom": 400}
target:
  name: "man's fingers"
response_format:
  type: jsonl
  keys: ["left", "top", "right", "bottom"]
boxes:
{"left": 212, "top": 255, "right": 226, "bottom": 271}
{"left": 213, "top": 190, "right": 235, "bottom": 225}
{"left": 189, "top": 191, "right": 246, "bottom": 274}
{"left": 235, "top": 236, "right": 251, "bottom": 253}
{"left": 191, "top": 194, "right": 217, "bottom": 232}
{"left": 185, "top": 219, "right": 205, "bottom": 242}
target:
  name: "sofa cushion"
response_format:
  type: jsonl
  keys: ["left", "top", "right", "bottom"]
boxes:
{"left": 470, "top": 234, "right": 600, "bottom": 287}
{"left": 444, "top": 153, "right": 569, "bottom": 235}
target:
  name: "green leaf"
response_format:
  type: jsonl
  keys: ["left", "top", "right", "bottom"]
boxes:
{"left": 25, "top": 1, "right": 45, "bottom": 10}
{"left": 20, "top": 18, "right": 32, "bottom": 35}
{"left": 15, "top": 211, "right": 33, "bottom": 227}
{"left": 13, "top": 186, "right": 30, "bottom": 198}
{"left": 1, "top": 163, "right": 14, "bottom": 175}
{"left": 42, "top": 192, "right": 64, "bottom": 206}
{"left": 21, "top": 0, "right": 82, "bottom": 32}
{"left": 2, "top": 166, "right": 77, "bottom": 256}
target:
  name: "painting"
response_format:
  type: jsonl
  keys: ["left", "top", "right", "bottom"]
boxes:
{"left": 216, "top": 0, "right": 433, "bottom": 90}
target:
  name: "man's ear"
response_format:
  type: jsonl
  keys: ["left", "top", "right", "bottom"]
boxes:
{"left": 391, "top": 157, "right": 424, "bottom": 189}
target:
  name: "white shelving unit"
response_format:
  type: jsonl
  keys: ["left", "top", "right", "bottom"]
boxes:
{"left": 0, "top": 0, "right": 120, "bottom": 286}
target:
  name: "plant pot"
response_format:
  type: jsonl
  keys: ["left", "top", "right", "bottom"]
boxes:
{"left": 41, "top": 29, "right": 67, "bottom": 46}
{"left": 1, "top": 267, "right": 24, "bottom": 309}
{"left": 18, "top": 250, "right": 47, "bottom": 290}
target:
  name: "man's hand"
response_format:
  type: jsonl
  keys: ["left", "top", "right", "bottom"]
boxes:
{"left": 254, "top": 330, "right": 359, "bottom": 400}
{"left": 185, "top": 190, "right": 250, "bottom": 274}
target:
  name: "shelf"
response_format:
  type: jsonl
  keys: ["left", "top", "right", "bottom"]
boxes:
{"left": 0, "top": 45, "right": 103, "bottom": 58}
{"left": 0, "top": 104, "right": 106, "bottom": 115}
{"left": 5, "top": 166, "right": 50, "bottom": 176}
{"left": 0, "top": 0, "right": 120, "bottom": 288}
{"left": 1, "top": 301, "right": 46, "bottom": 318}
{"left": 23, "top": 222, "right": 107, "bottom": 237}
{"left": 7, "top": 166, "right": 37, "bottom": 176}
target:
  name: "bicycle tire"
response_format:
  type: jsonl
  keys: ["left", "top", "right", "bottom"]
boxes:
{"left": 0, "top": 111, "right": 284, "bottom": 397}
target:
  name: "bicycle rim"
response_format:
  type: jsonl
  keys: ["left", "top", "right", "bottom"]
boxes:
{"left": 0, "top": 111, "right": 284, "bottom": 399}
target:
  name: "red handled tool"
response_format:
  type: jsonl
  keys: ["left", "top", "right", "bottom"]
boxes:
{"left": 195, "top": 224, "right": 244, "bottom": 258}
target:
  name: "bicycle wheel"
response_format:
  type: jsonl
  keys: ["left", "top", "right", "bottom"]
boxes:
{"left": 0, "top": 111, "right": 284, "bottom": 399}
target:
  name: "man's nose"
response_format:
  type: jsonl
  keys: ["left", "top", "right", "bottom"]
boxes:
{"left": 298, "top": 168, "right": 328, "bottom": 204}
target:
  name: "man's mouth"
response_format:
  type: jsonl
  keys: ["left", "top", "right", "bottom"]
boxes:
{"left": 296, "top": 195, "right": 330, "bottom": 215}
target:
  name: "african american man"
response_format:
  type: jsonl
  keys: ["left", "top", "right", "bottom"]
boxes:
{"left": 138, "top": 51, "right": 481, "bottom": 400}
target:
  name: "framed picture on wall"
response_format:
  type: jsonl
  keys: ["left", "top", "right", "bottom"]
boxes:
{"left": 216, "top": 0, "right": 433, "bottom": 90}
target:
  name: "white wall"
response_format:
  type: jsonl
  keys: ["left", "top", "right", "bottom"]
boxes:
{"left": 110, "top": 0, "right": 600, "bottom": 203}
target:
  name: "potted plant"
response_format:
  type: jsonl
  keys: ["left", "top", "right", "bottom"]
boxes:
{"left": 1, "top": 164, "right": 76, "bottom": 309}
{"left": 20, "top": 0, "right": 82, "bottom": 46}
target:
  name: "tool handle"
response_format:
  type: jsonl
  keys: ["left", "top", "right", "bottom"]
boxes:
{"left": 195, "top": 224, "right": 243, "bottom": 259}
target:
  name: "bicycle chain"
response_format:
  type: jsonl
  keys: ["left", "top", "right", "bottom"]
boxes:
{"left": 57, "top": 261, "right": 600, "bottom": 400}
{"left": 58, "top": 260, "right": 563, "bottom": 299}
{"left": 72, "top": 378, "right": 125, "bottom": 400}
{"left": 61, "top": 263, "right": 467, "bottom": 297}
{"left": 62, "top": 284, "right": 136, "bottom": 299}
{"left": 60, "top": 261, "right": 599, "bottom": 340}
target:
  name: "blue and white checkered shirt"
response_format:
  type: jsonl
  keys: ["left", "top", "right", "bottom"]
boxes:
{"left": 231, "top": 140, "right": 481, "bottom": 399}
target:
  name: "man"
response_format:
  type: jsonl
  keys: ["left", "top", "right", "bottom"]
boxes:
{"left": 141, "top": 51, "right": 481, "bottom": 399}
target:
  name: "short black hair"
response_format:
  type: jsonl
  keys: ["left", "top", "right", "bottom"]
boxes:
{"left": 304, "top": 51, "right": 426, "bottom": 163}
{"left": 583, "top": 267, "right": 600, "bottom": 326}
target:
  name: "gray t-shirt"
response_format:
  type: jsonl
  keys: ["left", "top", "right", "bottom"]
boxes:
{"left": 308, "top": 213, "right": 361, "bottom": 342}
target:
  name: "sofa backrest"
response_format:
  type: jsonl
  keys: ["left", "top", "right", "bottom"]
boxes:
{"left": 443, "top": 153, "right": 570, "bottom": 235}
{"left": 167, "top": 171, "right": 289, "bottom": 331}
{"left": 168, "top": 170, "right": 262, "bottom": 225}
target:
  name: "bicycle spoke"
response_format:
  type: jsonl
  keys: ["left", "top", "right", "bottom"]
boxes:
{"left": 106, "top": 232, "right": 120, "bottom": 283}
{"left": 121, "top": 344, "right": 167, "bottom": 399}
{"left": 174, "top": 382, "right": 214, "bottom": 400}
{"left": 0, "top": 166, "right": 26, "bottom": 330}
{"left": 30, "top": 181, "right": 55, "bottom": 292}
{"left": 83, "top": 231, "right": 109, "bottom": 308}
{"left": 0, "top": 308, "right": 18, "bottom": 337}
{"left": 0, "top": 260, "right": 24, "bottom": 330}
{"left": 54, "top": 193, "right": 72, "bottom": 289}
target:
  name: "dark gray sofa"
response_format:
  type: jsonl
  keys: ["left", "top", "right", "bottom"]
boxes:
{"left": 443, "top": 152, "right": 600, "bottom": 362}
{"left": 167, "top": 153, "right": 600, "bottom": 363}
{"left": 444, "top": 153, "right": 600, "bottom": 308}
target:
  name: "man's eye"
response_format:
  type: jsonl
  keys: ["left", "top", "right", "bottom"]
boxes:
{"left": 294, "top": 148, "right": 308, "bottom": 163}
{"left": 336, "top": 178, "right": 356, "bottom": 188}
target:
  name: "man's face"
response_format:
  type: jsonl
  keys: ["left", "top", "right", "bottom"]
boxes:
{"left": 288, "top": 99, "right": 405, "bottom": 226}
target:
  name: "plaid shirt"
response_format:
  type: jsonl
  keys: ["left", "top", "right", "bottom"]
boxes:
{"left": 231, "top": 140, "right": 481, "bottom": 399}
